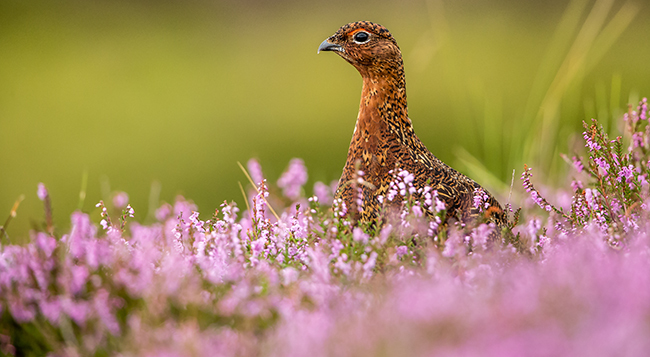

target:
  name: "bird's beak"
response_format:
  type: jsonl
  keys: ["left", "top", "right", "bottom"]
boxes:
{"left": 318, "top": 39, "right": 344, "bottom": 54}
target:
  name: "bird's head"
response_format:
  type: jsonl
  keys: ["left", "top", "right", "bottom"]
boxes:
{"left": 318, "top": 21, "right": 402, "bottom": 77}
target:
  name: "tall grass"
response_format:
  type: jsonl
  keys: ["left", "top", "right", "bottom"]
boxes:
{"left": 450, "top": 0, "right": 641, "bottom": 189}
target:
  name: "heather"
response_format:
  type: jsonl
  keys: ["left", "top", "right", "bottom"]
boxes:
{"left": 2, "top": 99, "right": 650, "bottom": 356}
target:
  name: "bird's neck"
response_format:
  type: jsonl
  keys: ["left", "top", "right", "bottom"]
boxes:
{"left": 356, "top": 69, "right": 414, "bottom": 145}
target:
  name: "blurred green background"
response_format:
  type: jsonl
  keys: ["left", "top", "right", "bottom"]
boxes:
{"left": 1, "top": 0, "right": 649, "bottom": 239}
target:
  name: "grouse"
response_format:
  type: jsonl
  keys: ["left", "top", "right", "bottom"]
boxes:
{"left": 318, "top": 21, "right": 505, "bottom": 227}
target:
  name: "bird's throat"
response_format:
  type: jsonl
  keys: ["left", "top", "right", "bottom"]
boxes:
{"left": 355, "top": 74, "right": 413, "bottom": 147}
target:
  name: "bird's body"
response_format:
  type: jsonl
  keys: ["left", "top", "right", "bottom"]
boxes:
{"left": 319, "top": 21, "right": 505, "bottom": 226}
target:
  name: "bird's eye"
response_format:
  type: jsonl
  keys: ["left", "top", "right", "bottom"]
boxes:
{"left": 353, "top": 31, "right": 370, "bottom": 44}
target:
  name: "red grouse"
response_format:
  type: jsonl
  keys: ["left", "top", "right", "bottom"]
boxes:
{"left": 318, "top": 21, "right": 505, "bottom": 226}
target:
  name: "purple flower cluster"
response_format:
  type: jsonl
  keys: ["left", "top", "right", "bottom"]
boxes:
{"left": 277, "top": 158, "right": 308, "bottom": 200}
{"left": 571, "top": 156, "right": 584, "bottom": 172}
{"left": 377, "top": 169, "right": 447, "bottom": 238}
{"left": 247, "top": 158, "right": 265, "bottom": 185}
{"left": 472, "top": 187, "right": 490, "bottom": 212}
{"left": 523, "top": 99, "right": 650, "bottom": 240}
{"left": 2, "top": 167, "right": 650, "bottom": 356}
{"left": 312, "top": 181, "right": 334, "bottom": 206}
{"left": 3, "top": 99, "right": 650, "bottom": 356}
{"left": 520, "top": 166, "right": 553, "bottom": 212}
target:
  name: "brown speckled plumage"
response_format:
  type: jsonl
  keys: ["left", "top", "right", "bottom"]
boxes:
{"left": 319, "top": 21, "right": 505, "bottom": 226}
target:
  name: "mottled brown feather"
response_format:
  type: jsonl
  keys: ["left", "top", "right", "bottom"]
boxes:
{"left": 319, "top": 21, "right": 506, "bottom": 227}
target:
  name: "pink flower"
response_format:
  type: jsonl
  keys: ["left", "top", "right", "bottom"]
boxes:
{"left": 247, "top": 158, "right": 265, "bottom": 185}
{"left": 155, "top": 203, "right": 172, "bottom": 222}
{"left": 396, "top": 245, "right": 408, "bottom": 259}
{"left": 472, "top": 188, "right": 490, "bottom": 212}
{"left": 594, "top": 157, "right": 610, "bottom": 175}
{"left": 37, "top": 183, "right": 48, "bottom": 201}
{"left": 113, "top": 192, "right": 129, "bottom": 209}
{"left": 352, "top": 227, "right": 369, "bottom": 245}
{"left": 617, "top": 165, "right": 635, "bottom": 184}
{"left": 313, "top": 181, "right": 333, "bottom": 206}
{"left": 277, "top": 158, "right": 308, "bottom": 200}
{"left": 412, "top": 205, "right": 423, "bottom": 217}
{"left": 39, "top": 297, "right": 61, "bottom": 324}
{"left": 572, "top": 156, "right": 584, "bottom": 172}
{"left": 362, "top": 251, "right": 378, "bottom": 279}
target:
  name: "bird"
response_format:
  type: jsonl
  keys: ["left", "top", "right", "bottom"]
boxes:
{"left": 318, "top": 21, "right": 506, "bottom": 228}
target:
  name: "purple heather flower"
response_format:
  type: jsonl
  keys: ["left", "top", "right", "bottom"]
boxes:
{"left": 640, "top": 97, "right": 648, "bottom": 121}
{"left": 334, "top": 255, "right": 352, "bottom": 276}
{"left": 594, "top": 157, "right": 610, "bottom": 175}
{"left": 277, "top": 158, "right": 308, "bottom": 200}
{"left": 8, "top": 299, "right": 36, "bottom": 323}
{"left": 37, "top": 183, "right": 48, "bottom": 201}
{"left": 610, "top": 198, "right": 622, "bottom": 214}
{"left": 583, "top": 131, "right": 601, "bottom": 151}
{"left": 530, "top": 190, "right": 544, "bottom": 208}
{"left": 352, "top": 227, "right": 369, "bottom": 245}
{"left": 173, "top": 198, "right": 198, "bottom": 221}
{"left": 396, "top": 245, "right": 408, "bottom": 259}
{"left": 428, "top": 216, "right": 442, "bottom": 236}
{"left": 39, "top": 298, "right": 61, "bottom": 324}
{"left": 362, "top": 251, "right": 378, "bottom": 279}
{"left": 386, "top": 184, "right": 398, "bottom": 202}
{"left": 422, "top": 187, "right": 433, "bottom": 207}
{"left": 281, "top": 267, "right": 299, "bottom": 285}
{"left": 521, "top": 167, "right": 551, "bottom": 211}
{"left": 356, "top": 186, "right": 364, "bottom": 213}
{"left": 126, "top": 204, "right": 135, "bottom": 218}
{"left": 617, "top": 165, "right": 635, "bottom": 185}
{"left": 70, "top": 265, "right": 90, "bottom": 295}
{"left": 571, "top": 180, "right": 583, "bottom": 192}
{"left": 94, "top": 289, "right": 121, "bottom": 335}
{"left": 521, "top": 167, "right": 533, "bottom": 191}
{"left": 329, "top": 239, "right": 344, "bottom": 259}
{"left": 247, "top": 158, "right": 265, "bottom": 185}
{"left": 572, "top": 156, "right": 584, "bottom": 172}
{"left": 471, "top": 223, "right": 494, "bottom": 248}
{"left": 35, "top": 233, "right": 56, "bottom": 258}
{"left": 155, "top": 203, "right": 172, "bottom": 222}
{"left": 632, "top": 132, "right": 644, "bottom": 148}
{"left": 61, "top": 298, "right": 89, "bottom": 326}
{"left": 472, "top": 188, "right": 490, "bottom": 212}
{"left": 412, "top": 204, "right": 423, "bottom": 217}
{"left": 526, "top": 218, "right": 541, "bottom": 238}
{"left": 398, "top": 181, "right": 406, "bottom": 196}
{"left": 332, "top": 198, "right": 348, "bottom": 218}
{"left": 251, "top": 237, "right": 266, "bottom": 256}
{"left": 584, "top": 188, "right": 599, "bottom": 211}
{"left": 313, "top": 181, "right": 333, "bottom": 206}
{"left": 386, "top": 169, "right": 419, "bottom": 201}
{"left": 221, "top": 201, "right": 239, "bottom": 224}
{"left": 188, "top": 211, "right": 205, "bottom": 233}
{"left": 378, "top": 224, "right": 392, "bottom": 245}
{"left": 435, "top": 193, "right": 446, "bottom": 212}
{"left": 441, "top": 231, "right": 463, "bottom": 257}
{"left": 113, "top": 192, "right": 129, "bottom": 209}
